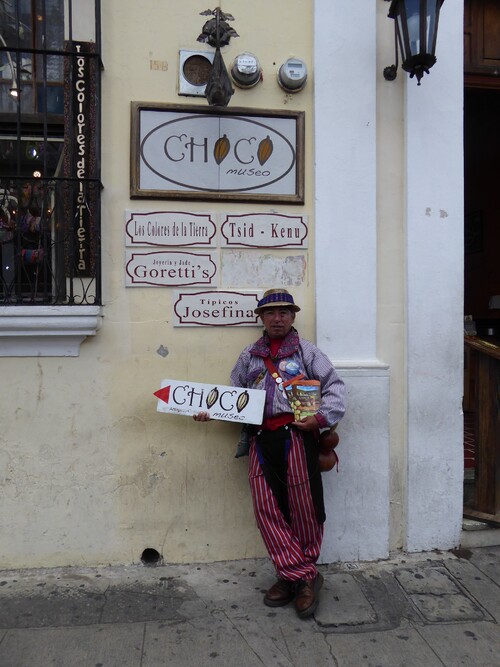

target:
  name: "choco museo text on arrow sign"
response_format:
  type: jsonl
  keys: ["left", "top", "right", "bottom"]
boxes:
{"left": 154, "top": 379, "right": 265, "bottom": 424}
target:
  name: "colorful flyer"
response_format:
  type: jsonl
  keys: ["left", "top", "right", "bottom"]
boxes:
{"left": 283, "top": 379, "right": 321, "bottom": 420}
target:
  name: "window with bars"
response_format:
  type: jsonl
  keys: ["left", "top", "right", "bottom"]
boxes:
{"left": 0, "top": 0, "right": 102, "bottom": 306}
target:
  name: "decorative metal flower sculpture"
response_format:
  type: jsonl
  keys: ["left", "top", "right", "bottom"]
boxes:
{"left": 197, "top": 7, "right": 238, "bottom": 107}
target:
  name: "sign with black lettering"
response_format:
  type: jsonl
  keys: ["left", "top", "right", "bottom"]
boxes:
{"left": 130, "top": 103, "right": 304, "bottom": 204}
{"left": 125, "top": 250, "right": 217, "bottom": 287}
{"left": 125, "top": 210, "right": 216, "bottom": 247}
{"left": 155, "top": 379, "right": 265, "bottom": 424}
{"left": 172, "top": 290, "right": 262, "bottom": 326}
{"left": 221, "top": 213, "right": 308, "bottom": 248}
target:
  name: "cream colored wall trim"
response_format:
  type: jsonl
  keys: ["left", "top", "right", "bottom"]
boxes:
{"left": 335, "top": 363, "right": 390, "bottom": 375}
{"left": 320, "top": 369, "right": 390, "bottom": 562}
{"left": 0, "top": 306, "right": 103, "bottom": 356}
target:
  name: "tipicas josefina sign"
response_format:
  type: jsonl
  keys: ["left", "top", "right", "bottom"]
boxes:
{"left": 154, "top": 379, "right": 265, "bottom": 424}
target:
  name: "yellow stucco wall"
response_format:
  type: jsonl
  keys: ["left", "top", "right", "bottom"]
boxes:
{"left": 0, "top": 0, "right": 319, "bottom": 568}
{"left": 0, "top": 0, "right": 467, "bottom": 569}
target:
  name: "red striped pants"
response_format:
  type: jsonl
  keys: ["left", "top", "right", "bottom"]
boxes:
{"left": 248, "top": 428, "right": 324, "bottom": 581}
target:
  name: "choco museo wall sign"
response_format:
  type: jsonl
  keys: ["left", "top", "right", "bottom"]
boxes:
{"left": 130, "top": 103, "right": 305, "bottom": 204}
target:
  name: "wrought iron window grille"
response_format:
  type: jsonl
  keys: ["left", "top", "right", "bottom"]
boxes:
{"left": 0, "top": 0, "right": 102, "bottom": 307}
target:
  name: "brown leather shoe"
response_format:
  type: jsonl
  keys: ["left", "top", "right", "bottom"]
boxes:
{"left": 294, "top": 573, "right": 324, "bottom": 618}
{"left": 264, "top": 578, "right": 295, "bottom": 607}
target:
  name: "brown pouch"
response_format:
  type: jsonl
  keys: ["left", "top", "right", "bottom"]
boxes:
{"left": 318, "top": 428, "right": 340, "bottom": 472}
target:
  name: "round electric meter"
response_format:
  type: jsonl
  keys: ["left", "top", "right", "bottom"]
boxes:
{"left": 230, "top": 52, "right": 261, "bottom": 88}
{"left": 277, "top": 58, "right": 307, "bottom": 92}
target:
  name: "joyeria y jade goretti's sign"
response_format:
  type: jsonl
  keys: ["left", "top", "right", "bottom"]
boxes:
{"left": 125, "top": 250, "right": 217, "bottom": 287}
{"left": 155, "top": 379, "right": 265, "bottom": 424}
{"left": 130, "top": 103, "right": 305, "bottom": 204}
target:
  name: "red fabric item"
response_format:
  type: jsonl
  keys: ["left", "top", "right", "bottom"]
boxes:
{"left": 262, "top": 413, "right": 294, "bottom": 430}
{"left": 269, "top": 336, "right": 284, "bottom": 357}
{"left": 248, "top": 429, "right": 323, "bottom": 581}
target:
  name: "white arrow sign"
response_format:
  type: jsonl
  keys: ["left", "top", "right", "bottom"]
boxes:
{"left": 155, "top": 379, "right": 265, "bottom": 424}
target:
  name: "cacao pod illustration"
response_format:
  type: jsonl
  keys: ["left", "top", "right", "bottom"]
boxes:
{"left": 257, "top": 136, "right": 273, "bottom": 166}
{"left": 206, "top": 387, "right": 219, "bottom": 409}
{"left": 214, "top": 135, "right": 230, "bottom": 165}
{"left": 236, "top": 390, "right": 250, "bottom": 413}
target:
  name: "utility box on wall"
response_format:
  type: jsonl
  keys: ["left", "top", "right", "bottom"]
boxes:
{"left": 178, "top": 50, "right": 214, "bottom": 96}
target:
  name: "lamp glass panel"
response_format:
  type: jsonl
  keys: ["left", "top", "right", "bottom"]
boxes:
{"left": 405, "top": 0, "right": 422, "bottom": 55}
{"left": 426, "top": 1, "right": 438, "bottom": 53}
{"left": 403, "top": 0, "right": 439, "bottom": 56}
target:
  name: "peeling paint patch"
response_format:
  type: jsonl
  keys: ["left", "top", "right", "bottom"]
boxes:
{"left": 425, "top": 208, "right": 449, "bottom": 220}
{"left": 221, "top": 251, "right": 306, "bottom": 287}
{"left": 157, "top": 345, "right": 169, "bottom": 357}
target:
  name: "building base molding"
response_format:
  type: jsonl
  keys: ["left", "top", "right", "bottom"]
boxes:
{"left": 320, "top": 364, "right": 390, "bottom": 563}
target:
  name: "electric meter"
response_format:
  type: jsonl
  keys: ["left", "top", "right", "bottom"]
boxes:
{"left": 230, "top": 52, "right": 261, "bottom": 88}
{"left": 277, "top": 58, "right": 307, "bottom": 92}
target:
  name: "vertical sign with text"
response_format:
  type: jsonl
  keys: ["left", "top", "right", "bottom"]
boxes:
{"left": 67, "top": 41, "right": 97, "bottom": 277}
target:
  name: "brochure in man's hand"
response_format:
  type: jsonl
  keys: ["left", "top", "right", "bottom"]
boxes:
{"left": 282, "top": 376, "right": 321, "bottom": 420}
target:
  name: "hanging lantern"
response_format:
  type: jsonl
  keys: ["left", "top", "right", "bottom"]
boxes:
{"left": 384, "top": 0, "right": 445, "bottom": 85}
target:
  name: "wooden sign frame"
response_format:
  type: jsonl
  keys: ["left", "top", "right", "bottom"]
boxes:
{"left": 130, "top": 102, "right": 305, "bottom": 204}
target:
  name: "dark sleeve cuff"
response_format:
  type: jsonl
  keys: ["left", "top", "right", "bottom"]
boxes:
{"left": 315, "top": 412, "right": 328, "bottom": 429}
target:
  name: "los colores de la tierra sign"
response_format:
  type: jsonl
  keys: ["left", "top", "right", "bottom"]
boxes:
{"left": 130, "top": 103, "right": 304, "bottom": 203}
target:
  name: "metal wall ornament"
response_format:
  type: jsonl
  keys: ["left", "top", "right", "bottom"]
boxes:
{"left": 197, "top": 7, "right": 238, "bottom": 107}
{"left": 384, "top": 0, "right": 445, "bottom": 85}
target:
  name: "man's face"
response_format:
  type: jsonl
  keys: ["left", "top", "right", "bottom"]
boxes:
{"left": 260, "top": 307, "right": 295, "bottom": 339}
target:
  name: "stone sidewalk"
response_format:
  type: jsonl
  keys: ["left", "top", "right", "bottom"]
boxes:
{"left": 0, "top": 546, "right": 498, "bottom": 666}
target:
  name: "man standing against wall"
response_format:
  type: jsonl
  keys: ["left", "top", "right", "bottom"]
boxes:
{"left": 195, "top": 288, "right": 345, "bottom": 618}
